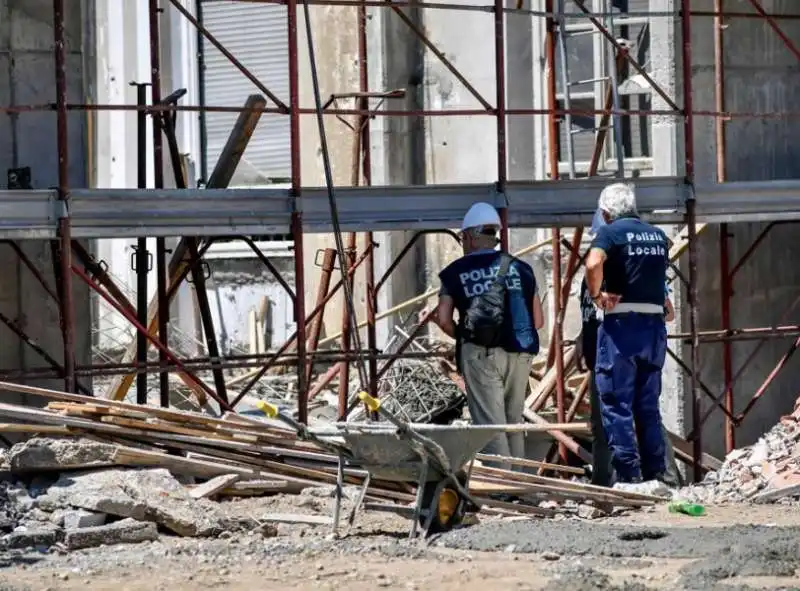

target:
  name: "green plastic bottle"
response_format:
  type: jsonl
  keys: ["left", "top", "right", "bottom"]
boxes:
{"left": 668, "top": 500, "right": 705, "bottom": 516}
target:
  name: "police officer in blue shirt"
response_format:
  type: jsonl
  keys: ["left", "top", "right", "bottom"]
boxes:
{"left": 579, "top": 208, "right": 682, "bottom": 487}
{"left": 584, "top": 183, "right": 670, "bottom": 487}
{"left": 431, "top": 202, "right": 544, "bottom": 469}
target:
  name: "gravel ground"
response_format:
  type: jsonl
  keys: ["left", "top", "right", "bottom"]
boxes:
{"left": 2, "top": 495, "right": 800, "bottom": 590}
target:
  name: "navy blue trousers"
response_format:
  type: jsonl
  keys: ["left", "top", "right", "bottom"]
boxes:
{"left": 595, "top": 312, "right": 667, "bottom": 483}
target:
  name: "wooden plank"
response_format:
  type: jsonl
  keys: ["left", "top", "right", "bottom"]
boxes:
{"left": 476, "top": 453, "right": 585, "bottom": 475}
{"left": 98, "top": 415, "right": 249, "bottom": 443}
{"left": 221, "top": 480, "right": 294, "bottom": 494}
{"left": 523, "top": 408, "right": 592, "bottom": 464}
{"left": 258, "top": 513, "right": 333, "bottom": 526}
{"left": 112, "top": 446, "right": 273, "bottom": 480}
{"left": 666, "top": 430, "right": 723, "bottom": 472}
{"left": 0, "top": 381, "right": 294, "bottom": 441}
{"left": 473, "top": 463, "right": 661, "bottom": 503}
{"left": 0, "top": 423, "right": 73, "bottom": 435}
{"left": 189, "top": 474, "right": 241, "bottom": 499}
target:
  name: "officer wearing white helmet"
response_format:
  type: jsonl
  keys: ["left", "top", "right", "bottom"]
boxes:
{"left": 430, "top": 202, "right": 544, "bottom": 469}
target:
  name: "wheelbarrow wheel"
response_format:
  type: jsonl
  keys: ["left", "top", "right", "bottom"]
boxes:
{"left": 419, "top": 471, "right": 468, "bottom": 534}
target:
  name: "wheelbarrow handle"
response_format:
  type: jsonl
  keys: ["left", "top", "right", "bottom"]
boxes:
{"left": 358, "top": 391, "right": 382, "bottom": 414}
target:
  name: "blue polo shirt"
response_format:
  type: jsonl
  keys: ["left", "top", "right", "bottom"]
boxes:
{"left": 590, "top": 215, "right": 668, "bottom": 306}
{"left": 439, "top": 250, "right": 539, "bottom": 354}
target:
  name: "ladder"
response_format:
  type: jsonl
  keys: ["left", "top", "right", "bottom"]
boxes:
{"left": 554, "top": 0, "right": 627, "bottom": 180}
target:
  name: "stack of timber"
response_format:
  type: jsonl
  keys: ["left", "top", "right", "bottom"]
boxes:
{"left": 0, "top": 381, "right": 663, "bottom": 522}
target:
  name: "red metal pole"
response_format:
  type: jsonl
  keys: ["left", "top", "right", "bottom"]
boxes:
{"left": 681, "top": 0, "right": 702, "bottom": 483}
{"left": 494, "top": 0, "right": 508, "bottom": 251}
{"left": 53, "top": 0, "right": 76, "bottom": 393}
{"left": 357, "top": 5, "right": 378, "bottom": 399}
{"left": 288, "top": 0, "right": 308, "bottom": 423}
{"left": 715, "top": 0, "right": 734, "bottom": 453}
{"left": 71, "top": 265, "right": 233, "bottom": 411}
{"left": 745, "top": 0, "right": 800, "bottom": 61}
{"left": 545, "top": 0, "right": 566, "bottom": 463}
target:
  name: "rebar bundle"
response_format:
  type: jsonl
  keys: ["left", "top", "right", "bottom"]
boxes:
{"left": 349, "top": 358, "right": 464, "bottom": 424}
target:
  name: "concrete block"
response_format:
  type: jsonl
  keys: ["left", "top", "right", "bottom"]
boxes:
{"left": 63, "top": 518, "right": 158, "bottom": 551}
{"left": 38, "top": 468, "right": 230, "bottom": 537}
{"left": 3, "top": 527, "right": 58, "bottom": 549}
{"left": 7, "top": 438, "right": 118, "bottom": 473}
{"left": 63, "top": 510, "right": 107, "bottom": 530}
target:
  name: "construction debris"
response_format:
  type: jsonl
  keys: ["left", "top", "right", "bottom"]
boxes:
{"left": 679, "top": 402, "right": 800, "bottom": 504}
{"left": 349, "top": 358, "right": 465, "bottom": 423}
{"left": 0, "top": 382, "right": 665, "bottom": 551}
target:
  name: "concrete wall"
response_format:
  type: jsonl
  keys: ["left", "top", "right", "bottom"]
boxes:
{"left": 93, "top": 0, "right": 199, "bottom": 355}
{"left": 0, "top": 0, "right": 93, "bottom": 401}
{"left": 685, "top": 0, "right": 800, "bottom": 458}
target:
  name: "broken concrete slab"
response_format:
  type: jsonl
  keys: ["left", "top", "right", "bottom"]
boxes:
{"left": 7, "top": 438, "right": 118, "bottom": 473}
{"left": 3, "top": 527, "right": 59, "bottom": 549}
{"left": 64, "top": 518, "right": 158, "bottom": 550}
{"left": 63, "top": 509, "right": 106, "bottom": 529}
{"left": 37, "top": 468, "right": 230, "bottom": 537}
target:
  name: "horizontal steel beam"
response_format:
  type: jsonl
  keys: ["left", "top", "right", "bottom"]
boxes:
{"left": 1, "top": 177, "right": 800, "bottom": 238}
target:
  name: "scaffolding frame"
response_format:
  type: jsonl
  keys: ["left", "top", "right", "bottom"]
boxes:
{"left": 0, "top": 0, "right": 799, "bottom": 479}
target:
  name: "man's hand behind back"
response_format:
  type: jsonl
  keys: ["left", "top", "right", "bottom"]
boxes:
{"left": 594, "top": 292, "right": 621, "bottom": 312}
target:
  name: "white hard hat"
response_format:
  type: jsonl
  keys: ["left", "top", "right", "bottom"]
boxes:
{"left": 461, "top": 202, "right": 501, "bottom": 231}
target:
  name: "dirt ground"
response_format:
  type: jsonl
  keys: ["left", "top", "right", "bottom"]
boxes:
{"left": 2, "top": 500, "right": 800, "bottom": 591}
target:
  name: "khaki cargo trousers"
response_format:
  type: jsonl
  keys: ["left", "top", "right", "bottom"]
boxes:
{"left": 460, "top": 342, "right": 534, "bottom": 470}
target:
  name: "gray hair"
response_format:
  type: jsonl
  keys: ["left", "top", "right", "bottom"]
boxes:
{"left": 598, "top": 182, "right": 638, "bottom": 220}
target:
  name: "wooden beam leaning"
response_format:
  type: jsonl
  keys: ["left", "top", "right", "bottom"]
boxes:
{"left": 105, "top": 94, "right": 269, "bottom": 402}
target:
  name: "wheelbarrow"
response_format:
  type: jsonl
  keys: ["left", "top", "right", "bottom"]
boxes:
{"left": 255, "top": 393, "right": 537, "bottom": 538}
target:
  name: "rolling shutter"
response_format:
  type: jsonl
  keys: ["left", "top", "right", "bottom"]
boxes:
{"left": 200, "top": 2, "right": 290, "bottom": 181}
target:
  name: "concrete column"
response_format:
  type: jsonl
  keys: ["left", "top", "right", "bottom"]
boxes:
{"left": 649, "top": 0, "right": 687, "bottom": 438}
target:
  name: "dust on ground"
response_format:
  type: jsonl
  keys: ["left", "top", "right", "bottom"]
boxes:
{"left": 2, "top": 496, "right": 800, "bottom": 591}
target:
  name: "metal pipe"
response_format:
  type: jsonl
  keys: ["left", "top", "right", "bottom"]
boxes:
{"left": 338, "top": 105, "right": 365, "bottom": 419}
{"left": 134, "top": 82, "right": 151, "bottom": 405}
{"left": 288, "top": 0, "right": 305, "bottom": 423}
{"left": 227, "top": 244, "right": 374, "bottom": 403}
{"left": 302, "top": 0, "right": 370, "bottom": 416}
{"left": 338, "top": 232, "right": 357, "bottom": 420}
{"left": 603, "top": 0, "right": 625, "bottom": 175}
{"left": 2, "top": 242, "right": 60, "bottom": 304}
{"left": 713, "top": 0, "right": 734, "bottom": 452}
{"left": 158, "top": 95, "right": 229, "bottom": 404}
{"left": 0, "top": 351, "right": 452, "bottom": 381}
{"left": 374, "top": 231, "right": 460, "bottom": 295}
{"left": 545, "top": 0, "right": 567, "bottom": 464}
{"left": 53, "top": 0, "right": 76, "bottom": 393}
{"left": 736, "top": 334, "right": 800, "bottom": 421}
{"left": 683, "top": 295, "right": 800, "bottom": 440}
{"left": 0, "top": 309, "right": 91, "bottom": 395}
{"left": 240, "top": 237, "right": 296, "bottom": 303}
{"left": 744, "top": 0, "right": 800, "bottom": 61}
{"left": 680, "top": 0, "right": 702, "bottom": 483}
{"left": 306, "top": 249, "right": 337, "bottom": 387}
{"left": 127, "top": 0, "right": 800, "bottom": 19}
{"left": 729, "top": 223, "right": 776, "bottom": 279}
{"left": 495, "top": 0, "right": 509, "bottom": 250}
{"left": 572, "top": 0, "right": 681, "bottom": 113}
{"left": 556, "top": 0, "right": 576, "bottom": 181}
{"left": 71, "top": 264, "right": 233, "bottom": 411}
{"left": 148, "top": 0, "right": 170, "bottom": 408}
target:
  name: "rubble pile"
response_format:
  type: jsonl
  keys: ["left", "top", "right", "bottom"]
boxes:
{"left": 0, "top": 383, "right": 663, "bottom": 553}
{"left": 679, "top": 402, "right": 800, "bottom": 504}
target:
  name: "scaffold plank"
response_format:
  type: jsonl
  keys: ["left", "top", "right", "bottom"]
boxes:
{"left": 2, "top": 177, "right": 800, "bottom": 238}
